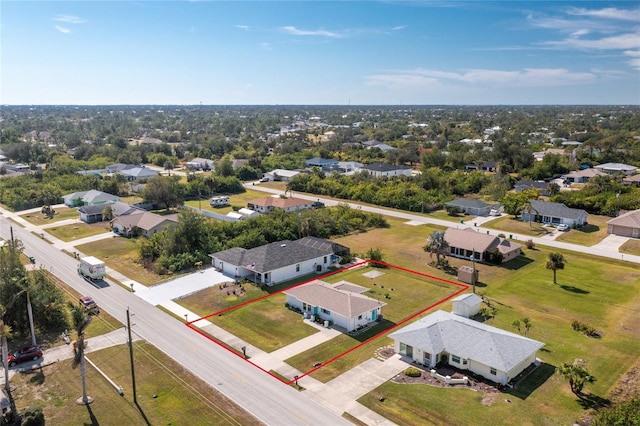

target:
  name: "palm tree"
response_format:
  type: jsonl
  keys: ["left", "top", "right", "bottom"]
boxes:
{"left": 423, "top": 231, "right": 449, "bottom": 267}
{"left": 520, "top": 201, "right": 539, "bottom": 228}
{"left": 558, "top": 362, "right": 596, "bottom": 395}
{"left": 546, "top": 252, "right": 566, "bottom": 284}
{"left": 71, "top": 305, "right": 93, "bottom": 405}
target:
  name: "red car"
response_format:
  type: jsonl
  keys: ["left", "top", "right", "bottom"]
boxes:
{"left": 8, "top": 345, "right": 43, "bottom": 367}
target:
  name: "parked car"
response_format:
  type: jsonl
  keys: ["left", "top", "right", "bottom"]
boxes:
{"left": 79, "top": 296, "right": 100, "bottom": 315}
{"left": 258, "top": 177, "right": 269, "bottom": 182}
{"left": 557, "top": 224, "right": 569, "bottom": 231}
{"left": 8, "top": 345, "right": 43, "bottom": 367}
{"left": 489, "top": 209, "right": 501, "bottom": 216}
{"left": 311, "top": 200, "right": 325, "bottom": 208}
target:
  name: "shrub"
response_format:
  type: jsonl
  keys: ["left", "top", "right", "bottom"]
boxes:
{"left": 404, "top": 367, "right": 422, "bottom": 377}
{"left": 525, "top": 239, "right": 535, "bottom": 249}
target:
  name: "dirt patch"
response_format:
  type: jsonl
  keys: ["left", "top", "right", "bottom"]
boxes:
{"left": 608, "top": 358, "right": 640, "bottom": 404}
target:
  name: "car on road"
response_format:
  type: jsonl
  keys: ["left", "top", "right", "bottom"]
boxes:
{"left": 311, "top": 200, "right": 325, "bottom": 208}
{"left": 557, "top": 224, "right": 570, "bottom": 231}
{"left": 8, "top": 345, "right": 43, "bottom": 367}
{"left": 79, "top": 296, "right": 100, "bottom": 315}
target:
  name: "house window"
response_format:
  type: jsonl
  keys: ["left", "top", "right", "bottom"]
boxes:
{"left": 296, "top": 264, "right": 300, "bottom": 272}
{"left": 490, "top": 367, "right": 497, "bottom": 375}
{"left": 323, "top": 256, "right": 327, "bottom": 264}
{"left": 451, "top": 355, "right": 460, "bottom": 364}
{"left": 303, "top": 303, "right": 307, "bottom": 310}
{"left": 424, "top": 352, "right": 431, "bottom": 360}
{"left": 321, "top": 308, "right": 330, "bottom": 315}
{"left": 358, "top": 314, "right": 362, "bottom": 320}
{"left": 463, "top": 359, "right": 468, "bottom": 365}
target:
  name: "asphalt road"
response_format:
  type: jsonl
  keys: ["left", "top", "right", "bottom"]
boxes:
{"left": 0, "top": 220, "right": 351, "bottom": 426}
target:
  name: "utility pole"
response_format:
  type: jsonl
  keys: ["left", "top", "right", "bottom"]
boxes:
{"left": 127, "top": 308, "right": 137, "bottom": 405}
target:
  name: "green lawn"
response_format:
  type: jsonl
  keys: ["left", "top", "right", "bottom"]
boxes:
{"left": 483, "top": 215, "right": 553, "bottom": 237}
{"left": 211, "top": 294, "right": 319, "bottom": 352}
{"left": 45, "top": 222, "right": 109, "bottom": 242}
{"left": 620, "top": 239, "right": 640, "bottom": 256}
{"left": 355, "top": 241, "right": 640, "bottom": 425}
{"left": 555, "top": 214, "right": 610, "bottom": 246}
{"left": 19, "top": 206, "right": 79, "bottom": 226}
{"left": 184, "top": 188, "right": 271, "bottom": 215}
{"left": 10, "top": 342, "right": 260, "bottom": 426}
{"left": 75, "top": 237, "right": 169, "bottom": 286}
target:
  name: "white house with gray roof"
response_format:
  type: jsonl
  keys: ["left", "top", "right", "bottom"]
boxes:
{"left": 63, "top": 190, "right": 120, "bottom": 207}
{"left": 358, "top": 162, "right": 412, "bottom": 178}
{"left": 284, "top": 280, "right": 385, "bottom": 332}
{"left": 390, "top": 310, "right": 544, "bottom": 385}
{"left": 445, "top": 198, "right": 493, "bottom": 216}
{"left": 594, "top": 163, "right": 637, "bottom": 176}
{"left": 521, "top": 200, "right": 588, "bottom": 227}
{"left": 209, "top": 237, "right": 348, "bottom": 285}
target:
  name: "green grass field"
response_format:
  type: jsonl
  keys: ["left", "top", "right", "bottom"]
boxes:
{"left": 184, "top": 188, "right": 270, "bottom": 215}
{"left": 45, "top": 222, "right": 109, "bottom": 242}
{"left": 19, "top": 207, "right": 79, "bottom": 226}
{"left": 10, "top": 342, "right": 260, "bottom": 426}
{"left": 555, "top": 214, "right": 610, "bottom": 246}
{"left": 620, "top": 239, "right": 640, "bottom": 256}
{"left": 74, "top": 237, "right": 170, "bottom": 286}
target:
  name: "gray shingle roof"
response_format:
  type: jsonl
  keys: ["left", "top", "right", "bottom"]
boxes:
{"left": 529, "top": 200, "right": 587, "bottom": 220}
{"left": 445, "top": 198, "right": 491, "bottom": 209}
{"left": 211, "top": 238, "right": 335, "bottom": 273}
{"left": 360, "top": 162, "right": 411, "bottom": 172}
{"left": 390, "top": 310, "right": 544, "bottom": 372}
{"left": 606, "top": 209, "right": 640, "bottom": 228}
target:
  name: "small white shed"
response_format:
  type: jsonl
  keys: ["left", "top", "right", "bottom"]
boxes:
{"left": 451, "top": 293, "right": 483, "bottom": 318}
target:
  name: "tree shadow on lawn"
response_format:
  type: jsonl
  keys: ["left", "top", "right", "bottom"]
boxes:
{"left": 499, "top": 256, "right": 534, "bottom": 271}
{"left": 26, "top": 367, "right": 46, "bottom": 385}
{"left": 349, "top": 319, "right": 396, "bottom": 343}
{"left": 508, "top": 362, "right": 556, "bottom": 400}
{"left": 576, "top": 392, "right": 610, "bottom": 410}
{"left": 560, "top": 284, "right": 590, "bottom": 294}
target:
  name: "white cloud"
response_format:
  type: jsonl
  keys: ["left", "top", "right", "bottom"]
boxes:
{"left": 365, "top": 67, "right": 596, "bottom": 89}
{"left": 54, "top": 14, "right": 85, "bottom": 24}
{"left": 567, "top": 7, "right": 640, "bottom": 22}
{"left": 542, "top": 32, "right": 640, "bottom": 50}
{"left": 260, "top": 42, "right": 272, "bottom": 50}
{"left": 280, "top": 26, "right": 341, "bottom": 38}
{"left": 54, "top": 25, "right": 71, "bottom": 34}
{"left": 236, "top": 25, "right": 250, "bottom": 31}
{"left": 624, "top": 50, "right": 640, "bottom": 70}
{"left": 391, "top": 25, "right": 406, "bottom": 31}
{"left": 570, "top": 29, "right": 589, "bottom": 38}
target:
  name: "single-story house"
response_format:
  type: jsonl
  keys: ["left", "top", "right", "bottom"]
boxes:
{"left": 444, "top": 228, "right": 522, "bottom": 263}
{"left": 284, "top": 280, "right": 386, "bottom": 332}
{"left": 338, "top": 161, "right": 364, "bottom": 174}
{"left": 111, "top": 211, "right": 178, "bottom": 238}
{"left": 209, "top": 237, "right": 346, "bottom": 285}
{"left": 237, "top": 207, "right": 260, "bottom": 218}
{"left": 521, "top": 200, "right": 588, "bottom": 227}
{"left": 63, "top": 190, "right": 120, "bottom": 207}
{"left": 444, "top": 198, "right": 493, "bottom": 216}
{"left": 106, "top": 163, "right": 137, "bottom": 174}
{"left": 265, "top": 169, "right": 303, "bottom": 182}
{"left": 606, "top": 209, "right": 640, "bottom": 239}
{"left": 78, "top": 201, "right": 141, "bottom": 223}
{"left": 464, "top": 161, "right": 497, "bottom": 172}
{"left": 358, "top": 162, "right": 412, "bottom": 178}
{"left": 594, "top": 163, "right": 637, "bottom": 175}
{"left": 185, "top": 157, "right": 215, "bottom": 170}
{"left": 305, "top": 157, "right": 339, "bottom": 171}
{"left": 561, "top": 168, "right": 606, "bottom": 184}
{"left": 247, "top": 196, "right": 313, "bottom": 213}
{"left": 622, "top": 174, "right": 640, "bottom": 187}
{"left": 514, "top": 180, "right": 551, "bottom": 196}
{"left": 390, "top": 310, "right": 545, "bottom": 385}
{"left": 451, "top": 293, "right": 483, "bottom": 318}
{"left": 119, "top": 166, "right": 159, "bottom": 181}
{"left": 366, "top": 143, "right": 397, "bottom": 152}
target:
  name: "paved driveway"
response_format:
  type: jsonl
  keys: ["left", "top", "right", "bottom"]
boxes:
{"left": 135, "top": 267, "right": 231, "bottom": 305}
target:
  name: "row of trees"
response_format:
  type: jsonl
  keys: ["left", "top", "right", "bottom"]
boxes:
{"left": 138, "top": 205, "right": 387, "bottom": 273}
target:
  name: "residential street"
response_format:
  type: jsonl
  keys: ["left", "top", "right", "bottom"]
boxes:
{"left": 0, "top": 210, "right": 352, "bottom": 426}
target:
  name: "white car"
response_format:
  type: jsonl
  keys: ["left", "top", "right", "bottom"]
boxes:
{"left": 489, "top": 209, "right": 501, "bottom": 216}
{"left": 557, "top": 224, "right": 569, "bottom": 231}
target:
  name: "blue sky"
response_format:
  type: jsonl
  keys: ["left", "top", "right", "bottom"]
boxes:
{"left": 2, "top": 1, "right": 639, "bottom": 105}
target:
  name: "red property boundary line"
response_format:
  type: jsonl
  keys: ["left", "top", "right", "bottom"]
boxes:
{"left": 185, "top": 260, "right": 469, "bottom": 386}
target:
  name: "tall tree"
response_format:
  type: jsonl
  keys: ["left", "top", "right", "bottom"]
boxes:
{"left": 423, "top": 231, "right": 449, "bottom": 266}
{"left": 546, "top": 252, "right": 566, "bottom": 284}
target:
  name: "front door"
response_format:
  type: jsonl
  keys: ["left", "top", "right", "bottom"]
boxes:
{"left": 371, "top": 310, "right": 377, "bottom": 321}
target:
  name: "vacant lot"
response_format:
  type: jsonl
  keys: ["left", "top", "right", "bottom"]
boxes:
{"left": 184, "top": 188, "right": 270, "bottom": 215}
{"left": 483, "top": 215, "right": 553, "bottom": 237}
{"left": 555, "top": 214, "right": 610, "bottom": 246}
{"left": 45, "top": 222, "right": 110, "bottom": 242}
{"left": 75, "top": 237, "right": 168, "bottom": 286}
{"left": 10, "top": 342, "right": 260, "bottom": 426}
{"left": 20, "top": 207, "right": 79, "bottom": 226}
{"left": 620, "top": 239, "right": 640, "bottom": 256}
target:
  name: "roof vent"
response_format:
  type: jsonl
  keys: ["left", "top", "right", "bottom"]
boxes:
{"left": 281, "top": 244, "right": 287, "bottom": 247}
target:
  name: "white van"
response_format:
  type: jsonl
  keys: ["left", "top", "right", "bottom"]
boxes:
{"left": 489, "top": 208, "right": 501, "bottom": 216}
{"left": 210, "top": 196, "right": 230, "bottom": 207}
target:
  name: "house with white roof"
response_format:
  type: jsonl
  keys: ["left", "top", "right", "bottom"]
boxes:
{"left": 265, "top": 169, "right": 302, "bottom": 182}
{"left": 284, "top": 280, "right": 386, "bottom": 332}
{"left": 561, "top": 168, "right": 606, "bottom": 184}
{"left": 444, "top": 198, "right": 493, "bottom": 216}
{"left": 111, "top": 211, "right": 178, "bottom": 238}
{"left": 120, "top": 166, "right": 159, "bottom": 181}
{"left": 594, "top": 163, "right": 637, "bottom": 175}
{"left": 390, "top": 310, "right": 544, "bottom": 385}
{"left": 185, "top": 157, "right": 215, "bottom": 170}
{"left": 451, "top": 293, "right": 483, "bottom": 318}
{"left": 63, "top": 190, "right": 120, "bottom": 207}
